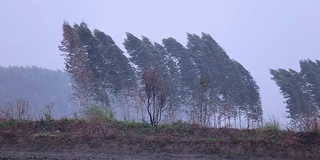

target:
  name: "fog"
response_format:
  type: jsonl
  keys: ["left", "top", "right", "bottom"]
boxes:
{"left": 1, "top": 0, "right": 320, "bottom": 124}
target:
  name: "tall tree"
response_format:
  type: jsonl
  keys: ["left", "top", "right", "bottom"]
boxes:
{"left": 271, "top": 67, "right": 316, "bottom": 128}
{"left": 186, "top": 33, "right": 216, "bottom": 126}
{"left": 123, "top": 33, "right": 156, "bottom": 71}
{"left": 300, "top": 60, "right": 320, "bottom": 109}
{"left": 59, "top": 22, "right": 95, "bottom": 108}
{"left": 187, "top": 32, "right": 262, "bottom": 128}
{"left": 154, "top": 43, "right": 181, "bottom": 122}
{"left": 73, "top": 22, "right": 109, "bottom": 106}
{"left": 162, "top": 37, "right": 198, "bottom": 106}
{"left": 93, "top": 29, "right": 136, "bottom": 93}
{"left": 233, "top": 61, "right": 262, "bottom": 128}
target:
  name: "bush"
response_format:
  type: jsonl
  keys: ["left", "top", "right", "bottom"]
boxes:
{"left": 85, "top": 104, "right": 114, "bottom": 121}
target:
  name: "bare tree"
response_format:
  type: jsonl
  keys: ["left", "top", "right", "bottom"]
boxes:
{"left": 140, "top": 65, "right": 167, "bottom": 127}
{"left": 192, "top": 76, "right": 210, "bottom": 126}
{"left": 16, "top": 99, "right": 29, "bottom": 120}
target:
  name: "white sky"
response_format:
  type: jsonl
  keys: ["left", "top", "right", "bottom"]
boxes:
{"left": 1, "top": 0, "right": 319, "bottom": 124}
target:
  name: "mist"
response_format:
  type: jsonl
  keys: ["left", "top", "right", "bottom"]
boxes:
{"left": 1, "top": 1, "right": 320, "bottom": 125}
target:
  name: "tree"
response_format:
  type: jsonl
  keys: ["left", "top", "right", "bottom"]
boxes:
{"left": 0, "top": 65, "right": 73, "bottom": 118}
{"left": 93, "top": 29, "right": 136, "bottom": 93}
{"left": 124, "top": 33, "right": 156, "bottom": 71}
{"left": 59, "top": 21, "right": 263, "bottom": 126}
{"left": 300, "top": 60, "right": 320, "bottom": 109}
{"left": 59, "top": 22, "right": 95, "bottom": 109}
{"left": 154, "top": 43, "right": 181, "bottom": 122}
{"left": 162, "top": 37, "right": 198, "bottom": 106}
{"left": 270, "top": 61, "right": 319, "bottom": 129}
{"left": 73, "top": 22, "right": 109, "bottom": 106}
{"left": 193, "top": 76, "right": 210, "bottom": 126}
{"left": 233, "top": 61, "right": 262, "bottom": 128}
{"left": 140, "top": 66, "right": 167, "bottom": 126}
{"left": 185, "top": 32, "right": 262, "bottom": 128}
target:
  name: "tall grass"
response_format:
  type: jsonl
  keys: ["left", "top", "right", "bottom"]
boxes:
{"left": 260, "top": 117, "right": 282, "bottom": 140}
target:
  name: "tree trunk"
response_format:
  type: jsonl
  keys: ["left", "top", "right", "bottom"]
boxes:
{"left": 238, "top": 109, "right": 242, "bottom": 129}
{"left": 247, "top": 115, "right": 250, "bottom": 129}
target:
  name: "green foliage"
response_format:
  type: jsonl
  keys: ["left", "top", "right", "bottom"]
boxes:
{"left": 186, "top": 32, "right": 262, "bottom": 126}
{"left": 94, "top": 30, "right": 136, "bottom": 93}
{"left": 155, "top": 121, "right": 197, "bottom": 136}
{"left": 163, "top": 37, "right": 198, "bottom": 102}
{"left": 0, "top": 120, "right": 21, "bottom": 128}
{"left": 270, "top": 59, "right": 320, "bottom": 127}
{"left": 85, "top": 104, "right": 114, "bottom": 121}
{"left": 124, "top": 33, "right": 157, "bottom": 70}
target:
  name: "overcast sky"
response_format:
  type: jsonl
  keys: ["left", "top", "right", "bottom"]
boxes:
{"left": 1, "top": 0, "right": 319, "bottom": 124}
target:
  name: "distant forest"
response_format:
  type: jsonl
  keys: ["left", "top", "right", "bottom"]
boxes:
{"left": 0, "top": 66, "right": 75, "bottom": 118}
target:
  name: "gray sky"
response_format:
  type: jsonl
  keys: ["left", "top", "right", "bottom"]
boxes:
{"left": 1, "top": 0, "right": 319, "bottom": 124}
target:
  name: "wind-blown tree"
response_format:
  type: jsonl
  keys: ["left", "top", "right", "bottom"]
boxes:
{"left": 60, "top": 22, "right": 137, "bottom": 117}
{"left": 141, "top": 37, "right": 183, "bottom": 122}
{"left": 300, "top": 60, "right": 320, "bottom": 109}
{"left": 124, "top": 33, "right": 156, "bottom": 71}
{"left": 123, "top": 33, "right": 163, "bottom": 121}
{"left": 271, "top": 60, "right": 319, "bottom": 129}
{"left": 60, "top": 21, "right": 262, "bottom": 126}
{"left": 162, "top": 37, "right": 198, "bottom": 107}
{"left": 93, "top": 29, "right": 136, "bottom": 93}
{"left": 73, "top": 22, "right": 109, "bottom": 106}
{"left": 93, "top": 29, "right": 138, "bottom": 120}
{"left": 185, "top": 32, "right": 262, "bottom": 128}
{"left": 59, "top": 22, "right": 95, "bottom": 108}
{"left": 154, "top": 43, "right": 181, "bottom": 122}
{"left": 140, "top": 37, "right": 170, "bottom": 83}
{"left": 233, "top": 61, "right": 262, "bottom": 128}
{"left": 197, "top": 33, "right": 235, "bottom": 127}
{"left": 186, "top": 33, "right": 215, "bottom": 125}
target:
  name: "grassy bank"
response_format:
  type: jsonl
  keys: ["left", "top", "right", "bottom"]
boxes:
{"left": 0, "top": 118, "right": 319, "bottom": 159}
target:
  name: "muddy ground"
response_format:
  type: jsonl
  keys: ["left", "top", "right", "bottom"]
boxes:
{"left": 0, "top": 148, "right": 289, "bottom": 160}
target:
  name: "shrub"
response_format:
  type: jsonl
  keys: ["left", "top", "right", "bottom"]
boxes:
{"left": 85, "top": 104, "right": 114, "bottom": 121}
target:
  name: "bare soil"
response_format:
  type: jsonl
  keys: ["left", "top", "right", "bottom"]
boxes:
{"left": 0, "top": 148, "right": 289, "bottom": 160}
{"left": 0, "top": 148, "right": 223, "bottom": 160}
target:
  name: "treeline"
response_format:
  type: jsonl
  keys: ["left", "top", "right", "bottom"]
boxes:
{"left": 271, "top": 59, "right": 320, "bottom": 130}
{"left": 0, "top": 66, "right": 74, "bottom": 118}
{"left": 59, "top": 21, "right": 262, "bottom": 128}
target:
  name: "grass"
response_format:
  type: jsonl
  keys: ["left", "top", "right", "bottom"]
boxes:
{"left": 0, "top": 119, "right": 21, "bottom": 128}
{"left": 113, "top": 120, "right": 152, "bottom": 134}
{"left": 154, "top": 121, "right": 198, "bottom": 135}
